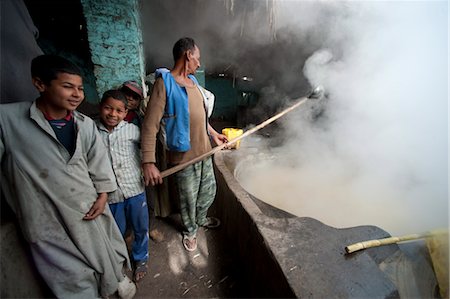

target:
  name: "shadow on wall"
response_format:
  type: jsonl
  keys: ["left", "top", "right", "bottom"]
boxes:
{"left": 0, "top": 0, "right": 43, "bottom": 103}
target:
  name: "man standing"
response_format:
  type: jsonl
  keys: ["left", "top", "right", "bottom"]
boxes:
{"left": 141, "top": 37, "right": 227, "bottom": 251}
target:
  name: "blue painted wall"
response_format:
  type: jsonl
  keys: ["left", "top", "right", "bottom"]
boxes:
{"left": 80, "top": 0, "right": 145, "bottom": 98}
{"left": 206, "top": 77, "right": 241, "bottom": 122}
{"left": 194, "top": 67, "right": 206, "bottom": 87}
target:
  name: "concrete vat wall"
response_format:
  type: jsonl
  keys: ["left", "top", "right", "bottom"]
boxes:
{"left": 213, "top": 150, "right": 439, "bottom": 298}
{"left": 212, "top": 156, "right": 295, "bottom": 297}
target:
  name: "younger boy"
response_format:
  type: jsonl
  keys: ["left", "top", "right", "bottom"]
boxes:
{"left": 121, "top": 80, "right": 165, "bottom": 243}
{"left": 96, "top": 89, "right": 150, "bottom": 283}
{"left": 0, "top": 54, "right": 136, "bottom": 298}
{"left": 120, "top": 80, "right": 144, "bottom": 127}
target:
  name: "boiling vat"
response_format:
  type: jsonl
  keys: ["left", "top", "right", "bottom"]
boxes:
{"left": 233, "top": 136, "right": 448, "bottom": 236}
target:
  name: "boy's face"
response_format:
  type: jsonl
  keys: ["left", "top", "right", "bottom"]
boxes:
{"left": 122, "top": 89, "right": 141, "bottom": 110}
{"left": 33, "top": 73, "right": 84, "bottom": 111}
{"left": 99, "top": 97, "right": 128, "bottom": 131}
{"left": 125, "top": 95, "right": 140, "bottom": 110}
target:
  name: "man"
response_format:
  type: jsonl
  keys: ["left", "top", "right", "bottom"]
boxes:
{"left": 141, "top": 37, "right": 227, "bottom": 251}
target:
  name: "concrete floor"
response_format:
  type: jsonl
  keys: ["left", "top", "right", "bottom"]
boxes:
{"left": 126, "top": 214, "right": 246, "bottom": 298}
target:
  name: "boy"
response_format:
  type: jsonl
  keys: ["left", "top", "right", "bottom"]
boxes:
{"left": 0, "top": 54, "right": 136, "bottom": 298}
{"left": 121, "top": 80, "right": 165, "bottom": 243}
{"left": 120, "top": 80, "right": 144, "bottom": 127}
{"left": 96, "top": 89, "right": 149, "bottom": 282}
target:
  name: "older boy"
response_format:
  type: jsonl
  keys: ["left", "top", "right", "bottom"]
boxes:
{"left": 96, "top": 89, "right": 149, "bottom": 282}
{"left": 0, "top": 55, "right": 136, "bottom": 298}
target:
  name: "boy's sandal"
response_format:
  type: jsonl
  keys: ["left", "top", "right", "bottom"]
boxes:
{"left": 133, "top": 261, "right": 148, "bottom": 283}
{"left": 182, "top": 235, "right": 197, "bottom": 252}
{"left": 202, "top": 217, "right": 221, "bottom": 229}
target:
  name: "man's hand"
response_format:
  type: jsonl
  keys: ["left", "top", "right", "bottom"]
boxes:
{"left": 143, "top": 162, "right": 163, "bottom": 186}
{"left": 208, "top": 123, "right": 228, "bottom": 147}
{"left": 83, "top": 193, "right": 108, "bottom": 220}
{"left": 211, "top": 132, "right": 228, "bottom": 147}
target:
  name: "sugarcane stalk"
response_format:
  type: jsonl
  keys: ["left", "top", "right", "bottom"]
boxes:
{"left": 345, "top": 230, "right": 447, "bottom": 254}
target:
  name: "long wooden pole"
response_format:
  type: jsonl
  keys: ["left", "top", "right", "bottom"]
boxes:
{"left": 160, "top": 95, "right": 311, "bottom": 178}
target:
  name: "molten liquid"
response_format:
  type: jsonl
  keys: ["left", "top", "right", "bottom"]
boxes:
{"left": 237, "top": 158, "right": 447, "bottom": 236}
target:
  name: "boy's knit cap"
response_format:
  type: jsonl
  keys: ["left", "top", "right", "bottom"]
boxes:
{"left": 122, "top": 81, "right": 143, "bottom": 99}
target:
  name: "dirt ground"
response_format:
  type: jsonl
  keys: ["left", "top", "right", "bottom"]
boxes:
{"left": 124, "top": 214, "right": 245, "bottom": 299}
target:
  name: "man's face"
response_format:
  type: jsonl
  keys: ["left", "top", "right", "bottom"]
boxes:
{"left": 187, "top": 46, "right": 201, "bottom": 74}
{"left": 99, "top": 97, "right": 128, "bottom": 131}
{"left": 34, "top": 73, "right": 84, "bottom": 111}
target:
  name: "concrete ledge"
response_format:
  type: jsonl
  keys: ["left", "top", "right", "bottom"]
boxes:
{"left": 0, "top": 217, "right": 52, "bottom": 298}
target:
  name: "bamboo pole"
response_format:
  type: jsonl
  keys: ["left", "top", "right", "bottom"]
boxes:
{"left": 160, "top": 95, "right": 311, "bottom": 178}
{"left": 345, "top": 230, "right": 447, "bottom": 254}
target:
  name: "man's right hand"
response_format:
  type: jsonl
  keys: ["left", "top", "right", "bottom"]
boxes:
{"left": 142, "top": 163, "right": 163, "bottom": 186}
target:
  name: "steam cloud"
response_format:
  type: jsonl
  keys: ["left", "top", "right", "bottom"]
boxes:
{"left": 141, "top": 1, "right": 448, "bottom": 235}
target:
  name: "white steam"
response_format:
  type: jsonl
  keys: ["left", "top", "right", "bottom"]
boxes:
{"left": 238, "top": 1, "right": 448, "bottom": 235}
